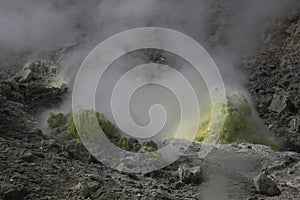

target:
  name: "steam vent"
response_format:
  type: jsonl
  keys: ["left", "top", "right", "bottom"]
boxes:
{"left": 0, "top": 1, "right": 300, "bottom": 199}
{"left": 195, "top": 92, "right": 277, "bottom": 149}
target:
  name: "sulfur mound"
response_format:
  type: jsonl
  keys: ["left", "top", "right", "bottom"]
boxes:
{"left": 195, "top": 92, "right": 277, "bottom": 149}
{"left": 46, "top": 110, "right": 158, "bottom": 153}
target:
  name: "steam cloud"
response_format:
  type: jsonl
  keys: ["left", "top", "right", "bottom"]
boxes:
{"left": 1, "top": 0, "right": 299, "bottom": 134}
{"left": 0, "top": 0, "right": 298, "bottom": 95}
{"left": 1, "top": 0, "right": 300, "bottom": 198}
{"left": 1, "top": 0, "right": 298, "bottom": 75}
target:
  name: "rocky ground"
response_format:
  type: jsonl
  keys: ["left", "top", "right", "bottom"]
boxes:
{"left": 1, "top": 6, "right": 300, "bottom": 200}
{"left": 0, "top": 56, "right": 299, "bottom": 200}
{"left": 1, "top": 127, "right": 300, "bottom": 199}
{"left": 246, "top": 12, "right": 300, "bottom": 152}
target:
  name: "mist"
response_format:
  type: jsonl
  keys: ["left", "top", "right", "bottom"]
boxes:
{"left": 1, "top": 0, "right": 298, "bottom": 135}
{"left": 1, "top": 0, "right": 298, "bottom": 72}
{"left": 2, "top": 0, "right": 300, "bottom": 198}
{"left": 1, "top": 0, "right": 298, "bottom": 83}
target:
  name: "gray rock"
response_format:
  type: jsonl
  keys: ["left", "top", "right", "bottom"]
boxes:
{"left": 142, "top": 141, "right": 158, "bottom": 151}
{"left": 19, "top": 153, "right": 35, "bottom": 163}
{"left": 253, "top": 172, "right": 281, "bottom": 196}
{"left": 0, "top": 84, "right": 11, "bottom": 97}
{"left": 0, "top": 100, "right": 37, "bottom": 131}
{"left": 73, "top": 181, "right": 101, "bottom": 198}
{"left": 49, "top": 65, "right": 59, "bottom": 74}
{"left": 278, "top": 78, "right": 290, "bottom": 88}
{"left": 1, "top": 184, "right": 26, "bottom": 200}
{"left": 289, "top": 117, "right": 300, "bottom": 132}
{"left": 261, "top": 95, "right": 273, "bottom": 107}
{"left": 11, "top": 92, "right": 24, "bottom": 103}
{"left": 178, "top": 165, "right": 204, "bottom": 185}
{"left": 15, "top": 69, "right": 33, "bottom": 83}
{"left": 128, "top": 138, "right": 142, "bottom": 152}
{"left": 269, "top": 95, "right": 287, "bottom": 113}
{"left": 287, "top": 161, "right": 300, "bottom": 189}
{"left": 268, "top": 95, "right": 296, "bottom": 114}
{"left": 0, "top": 95, "right": 6, "bottom": 106}
{"left": 173, "top": 181, "right": 185, "bottom": 189}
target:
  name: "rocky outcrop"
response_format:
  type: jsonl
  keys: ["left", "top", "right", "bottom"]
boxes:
{"left": 247, "top": 13, "right": 300, "bottom": 152}
{"left": 12, "top": 61, "right": 68, "bottom": 111}
{"left": 1, "top": 60, "right": 298, "bottom": 199}
{"left": 0, "top": 61, "right": 67, "bottom": 132}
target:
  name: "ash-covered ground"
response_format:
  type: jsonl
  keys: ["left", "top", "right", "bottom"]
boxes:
{"left": 0, "top": 1, "right": 300, "bottom": 200}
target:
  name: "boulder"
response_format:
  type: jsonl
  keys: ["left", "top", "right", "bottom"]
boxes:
{"left": 73, "top": 181, "right": 101, "bottom": 198}
{"left": 253, "top": 172, "right": 281, "bottom": 196}
{"left": 178, "top": 165, "right": 204, "bottom": 185}
{"left": 19, "top": 152, "right": 35, "bottom": 163}
{"left": 268, "top": 95, "right": 296, "bottom": 114}
{"left": 14, "top": 68, "right": 33, "bottom": 83}
{"left": 261, "top": 95, "right": 273, "bottom": 107}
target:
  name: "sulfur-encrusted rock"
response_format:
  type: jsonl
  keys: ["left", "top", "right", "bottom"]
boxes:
{"left": 46, "top": 110, "right": 158, "bottom": 154}
{"left": 196, "top": 92, "right": 277, "bottom": 149}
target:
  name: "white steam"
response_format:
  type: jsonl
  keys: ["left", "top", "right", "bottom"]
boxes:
{"left": 1, "top": 0, "right": 300, "bottom": 197}
{"left": 1, "top": 0, "right": 298, "bottom": 134}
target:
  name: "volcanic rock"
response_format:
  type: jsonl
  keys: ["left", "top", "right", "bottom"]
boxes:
{"left": 1, "top": 184, "right": 26, "bottom": 200}
{"left": 14, "top": 68, "right": 33, "bottom": 83}
{"left": 73, "top": 181, "right": 101, "bottom": 198}
{"left": 253, "top": 172, "right": 281, "bottom": 196}
{"left": 178, "top": 165, "right": 204, "bottom": 185}
{"left": 0, "top": 60, "right": 68, "bottom": 133}
{"left": 287, "top": 161, "right": 300, "bottom": 189}
{"left": 19, "top": 152, "right": 35, "bottom": 163}
{"left": 0, "top": 95, "right": 6, "bottom": 106}
{"left": 289, "top": 117, "right": 300, "bottom": 132}
{"left": 268, "top": 95, "right": 296, "bottom": 114}
{"left": 247, "top": 13, "right": 300, "bottom": 151}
